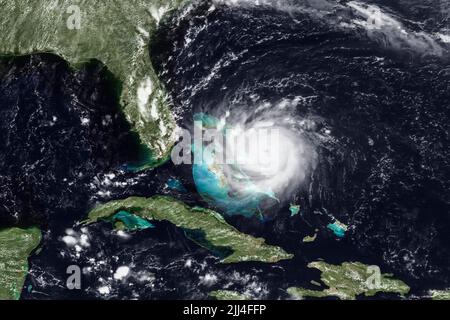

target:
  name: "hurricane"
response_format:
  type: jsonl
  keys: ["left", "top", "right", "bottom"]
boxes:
{"left": 186, "top": 97, "right": 318, "bottom": 218}
{"left": 217, "top": 102, "right": 317, "bottom": 198}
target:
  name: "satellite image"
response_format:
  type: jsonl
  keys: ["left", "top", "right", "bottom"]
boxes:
{"left": 0, "top": 0, "right": 449, "bottom": 303}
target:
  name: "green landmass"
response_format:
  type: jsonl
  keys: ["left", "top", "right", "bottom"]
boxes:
{"left": 429, "top": 289, "right": 450, "bottom": 300}
{"left": 0, "top": 227, "right": 41, "bottom": 300}
{"left": 114, "top": 221, "right": 127, "bottom": 231}
{"left": 209, "top": 290, "right": 250, "bottom": 300}
{"left": 302, "top": 231, "right": 317, "bottom": 243}
{"left": 85, "top": 196, "right": 293, "bottom": 263}
{"left": 0, "top": 0, "right": 189, "bottom": 162}
{"left": 287, "top": 261, "right": 410, "bottom": 300}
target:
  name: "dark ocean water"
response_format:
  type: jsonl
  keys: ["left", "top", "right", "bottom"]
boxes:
{"left": 0, "top": 0, "right": 449, "bottom": 299}
{"left": 0, "top": 54, "right": 141, "bottom": 227}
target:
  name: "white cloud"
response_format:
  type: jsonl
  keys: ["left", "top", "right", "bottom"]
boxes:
{"left": 114, "top": 266, "right": 130, "bottom": 280}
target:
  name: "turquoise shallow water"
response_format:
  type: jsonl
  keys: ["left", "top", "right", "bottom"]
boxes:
{"left": 289, "top": 204, "right": 300, "bottom": 217}
{"left": 166, "top": 178, "right": 187, "bottom": 192}
{"left": 112, "top": 211, "right": 154, "bottom": 230}
{"left": 191, "top": 113, "right": 277, "bottom": 219}
{"left": 327, "top": 223, "right": 346, "bottom": 238}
